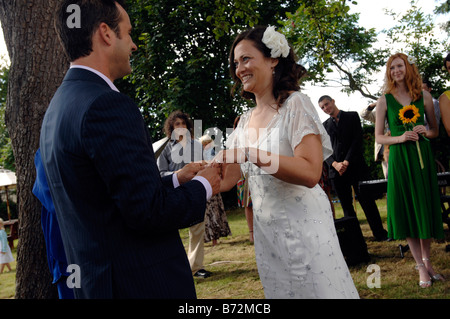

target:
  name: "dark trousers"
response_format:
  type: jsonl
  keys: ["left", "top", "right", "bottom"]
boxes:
{"left": 332, "top": 173, "right": 387, "bottom": 240}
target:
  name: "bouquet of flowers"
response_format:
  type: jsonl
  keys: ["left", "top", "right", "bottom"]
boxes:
{"left": 398, "top": 104, "right": 424, "bottom": 169}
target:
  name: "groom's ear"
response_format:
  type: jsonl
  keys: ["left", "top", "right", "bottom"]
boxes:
{"left": 96, "top": 22, "right": 114, "bottom": 47}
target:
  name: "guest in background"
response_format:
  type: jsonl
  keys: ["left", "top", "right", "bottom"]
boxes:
{"left": 360, "top": 102, "right": 389, "bottom": 178}
{"left": 320, "top": 96, "right": 388, "bottom": 241}
{"left": 439, "top": 53, "right": 450, "bottom": 136}
{"left": 199, "top": 134, "right": 216, "bottom": 161}
{"left": 0, "top": 218, "right": 13, "bottom": 273}
{"left": 318, "top": 162, "right": 335, "bottom": 218}
{"left": 203, "top": 191, "right": 232, "bottom": 246}
{"left": 422, "top": 79, "right": 441, "bottom": 129}
{"left": 199, "top": 134, "right": 232, "bottom": 246}
{"left": 444, "top": 52, "right": 450, "bottom": 74}
{"left": 233, "top": 116, "right": 254, "bottom": 242}
{"left": 157, "top": 110, "right": 212, "bottom": 278}
{"left": 375, "top": 53, "right": 444, "bottom": 288}
{"left": 439, "top": 90, "right": 450, "bottom": 136}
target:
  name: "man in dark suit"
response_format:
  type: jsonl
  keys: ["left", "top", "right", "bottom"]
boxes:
{"left": 39, "top": 0, "right": 221, "bottom": 298}
{"left": 319, "top": 95, "right": 388, "bottom": 241}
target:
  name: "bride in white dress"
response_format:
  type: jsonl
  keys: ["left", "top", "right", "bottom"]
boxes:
{"left": 216, "top": 26, "right": 359, "bottom": 299}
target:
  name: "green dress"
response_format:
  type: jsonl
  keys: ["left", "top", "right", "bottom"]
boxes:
{"left": 385, "top": 94, "right": 444, "bottom": 240}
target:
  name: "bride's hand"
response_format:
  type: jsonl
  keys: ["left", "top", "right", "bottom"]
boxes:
{"left": 211, "top": 148, "right": 247, "bottom": 164}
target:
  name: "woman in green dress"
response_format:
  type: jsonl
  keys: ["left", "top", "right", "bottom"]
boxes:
{"left": 375, "top": 53, "right": 445, "bottom": 288}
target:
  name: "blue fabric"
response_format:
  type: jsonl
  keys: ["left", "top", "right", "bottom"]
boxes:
{"left": 32, "top": 148, "right": 74, "bottom": 299}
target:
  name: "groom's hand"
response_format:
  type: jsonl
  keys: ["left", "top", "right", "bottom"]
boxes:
{"left": 177, "top": 161, "right": 206, "bottom": 184}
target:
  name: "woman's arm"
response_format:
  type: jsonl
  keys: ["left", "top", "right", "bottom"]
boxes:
{"left": 439, "top": 92, "right": 450, "bottom": 137}
{"left": 219, "top": 133, "right": 323, "bottom": 188}
{"left": 252, "top": 134, "right": 323, "bottom": 187}
{"left": 375, "top": 96, "right": 392, "bottom": 145}
{"left": 218, "top": 163, "right": 242, "bottom": 192}
{"left": 415, "top": 90, "right": 438, "bottom": 139}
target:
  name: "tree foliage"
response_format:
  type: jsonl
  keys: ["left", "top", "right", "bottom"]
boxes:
{"left": 120, "top": 0, "right": 449, "bottom": 142}
{"left": 384, "top": 0, "right": 450, "bottom": 96}
{"left": 0, "top": 61, "right": 14, "bottom": 170}
{"left": 434, "top": 0, "right": 450, "bottom": 35}
{"left": 282, "top": 0, "right": 390, "bottom": 100}
{"left": 118, "top": 0, "right": 299, "bottom": 141}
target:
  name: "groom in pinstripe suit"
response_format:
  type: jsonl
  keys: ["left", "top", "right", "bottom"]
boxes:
{"left": 39, "top": 0, "right": 220, "bottom": 298}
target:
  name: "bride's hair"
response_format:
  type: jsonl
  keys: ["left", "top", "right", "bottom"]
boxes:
{"left": 229, "top": 26, "right": 307, "bottom": 110}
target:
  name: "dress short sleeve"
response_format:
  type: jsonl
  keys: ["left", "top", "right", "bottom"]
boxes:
{"left": 444, "top": 90, "right": 450, "bottom": 100}
{"left": 225, "top": 92, "right": 332, "bottom": 162}
{"left": 284, "top": 92, "right": 333, "bottom": 161}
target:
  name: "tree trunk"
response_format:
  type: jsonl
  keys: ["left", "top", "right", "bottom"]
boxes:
{"left": 0, "top": 1, "right": 68, "bottom": 298}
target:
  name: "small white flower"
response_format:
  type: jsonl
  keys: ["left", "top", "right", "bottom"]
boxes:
{"left": 407, "top": 55, "right": 416, "bottom": 65}
{"left": 262, "top": 26, "right": 290, "bottom": 59}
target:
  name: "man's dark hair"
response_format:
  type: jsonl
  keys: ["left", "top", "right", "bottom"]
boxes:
{"left": 422, "top": 79, "right": 432, "bottom": 88}
{"left": 318, "top": 95, "right": 332, "bottom": 104}
{"left": 444, "top": 53, "right": 450, "bottom": 68}
{"left": 55, "top": 0, "right": 125, "bottom": 61}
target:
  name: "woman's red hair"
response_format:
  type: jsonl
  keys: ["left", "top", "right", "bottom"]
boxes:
{"left": 383, "top": 53, "right": 423, "bottom": 102}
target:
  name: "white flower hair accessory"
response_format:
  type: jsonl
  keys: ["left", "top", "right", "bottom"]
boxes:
{"left": 262, "top": 26, "right": 290, "bottom": 59}
{"left": 407, "top": 55, "right": 416, "bottom": 65}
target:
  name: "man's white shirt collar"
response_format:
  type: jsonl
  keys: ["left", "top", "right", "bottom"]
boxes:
{"left": 70, "top": 65, "right": 119, "bottom": 92}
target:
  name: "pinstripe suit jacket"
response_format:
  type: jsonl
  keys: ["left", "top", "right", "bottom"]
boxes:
{"left": 40, "top": 68, "right": 206, "bottom": 298}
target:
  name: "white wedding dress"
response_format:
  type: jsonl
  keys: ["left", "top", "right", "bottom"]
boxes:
{"left": 226, "top": 92, "right": 359, "bottom": 299}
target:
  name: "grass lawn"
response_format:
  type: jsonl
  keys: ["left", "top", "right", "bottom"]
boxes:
{"left": 183, "top": 198, "right": 450, "bottom": 299}
{"left": 1, "top": 197, "right": 449, "bottom": 299}
{"left": 0, "top": 239, "right": 17, "bottom": 299}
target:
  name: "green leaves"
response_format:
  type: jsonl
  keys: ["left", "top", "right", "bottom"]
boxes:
{"left": 118, "top": 0, "right": 298, "bottom": 140}
{"left": 118, "top": 0, "right": 449, "bottom": 141}
{"left": 283, "top": 0, "right": 388, "bottom": 99}
{"left": 383, "top": 0, "right": 449, "bottom": 96}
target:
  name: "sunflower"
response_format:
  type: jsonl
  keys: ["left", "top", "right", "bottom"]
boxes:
{"left": 398, "top": 103, "right": 424, "bottom": 169}
{"left": 399, "top": 104, "right": 420, "bottom": 124}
